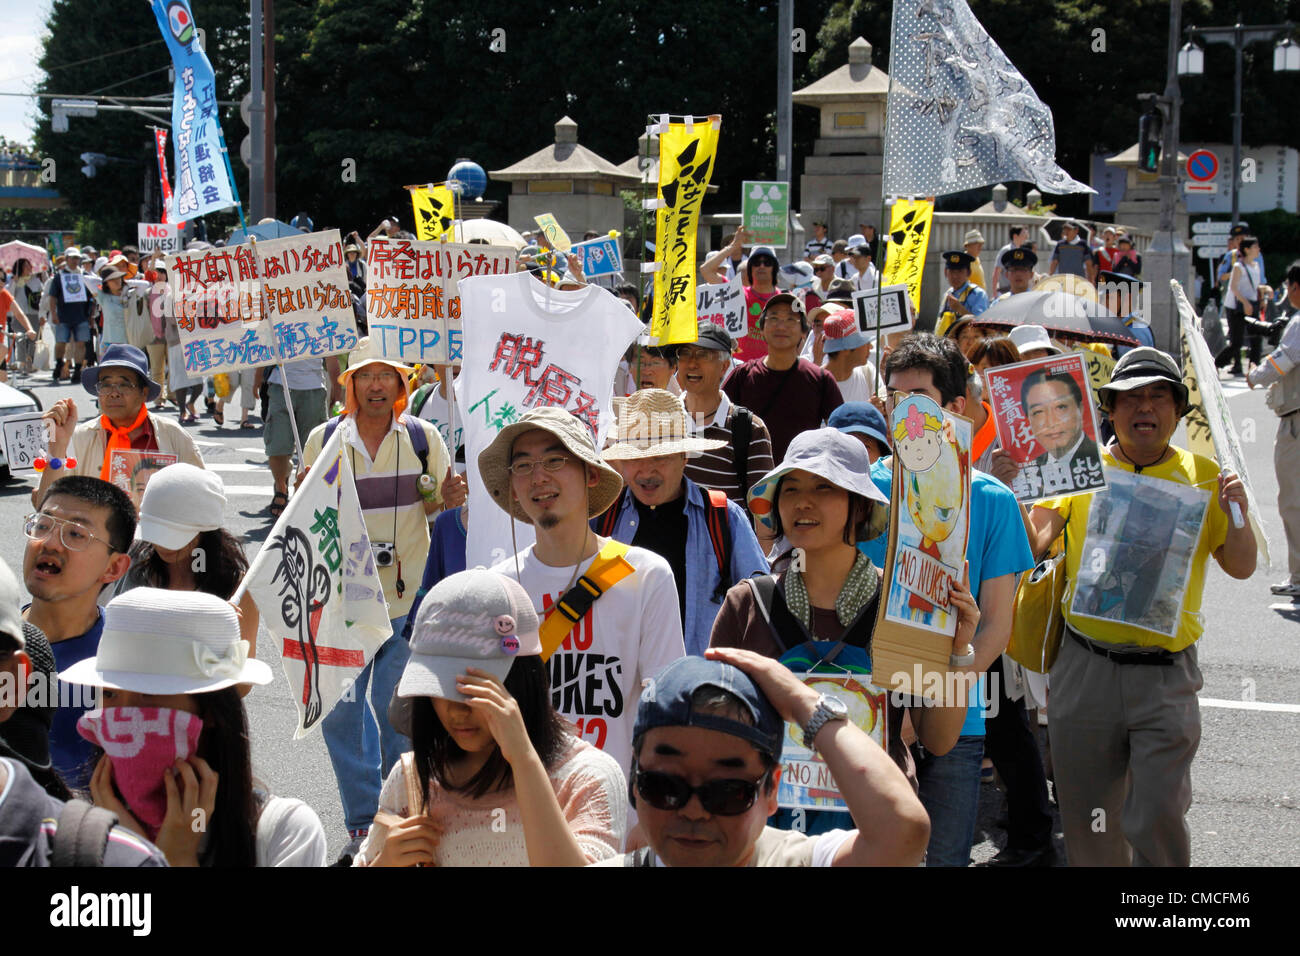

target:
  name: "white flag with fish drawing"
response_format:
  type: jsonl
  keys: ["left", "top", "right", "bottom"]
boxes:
{"left": 241, "top": 424, "right": 392, "bottom": 738}
{"left": 883, "top": 0, "right": 1094, "bottom": 198}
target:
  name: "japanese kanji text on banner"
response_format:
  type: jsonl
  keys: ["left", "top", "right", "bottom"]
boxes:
{"left": 168, "top": 230, "right": 360, "bottom": 377}
{"left": 881, "top": 199, "right": 934, "bottom": 313}
{"left": 366, "top": 237, "right": 515, "bottom": 366}
{"left": 651, "top": 116, "right": 720, "bottom": 345}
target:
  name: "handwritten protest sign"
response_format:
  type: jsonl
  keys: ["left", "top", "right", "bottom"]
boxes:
{"left": 168, "top": 231, "right": 360, "bottom": 377}
{"left": 778, "top": 674, "right": 888, "bottom": 812}
{"left": 534, "top": 213, "right": 572, "bottom": 252}
{"left": 573, "top": 236, "right": 622, "bottom": 278}
{"left": 881, "top": 199, "right": 934, "bottom": 312}
{"left": 137, "top": 222, "right": 178, "bottom": 255}
{"left": 852, "top": 283, "right": 914, "bottom": 334}
{"left": 984, "top": 353, "right": 1106, "bottom": 502}
{"left": 110, "top": 450, "right": 177, "bottom": 509}
{"left": 741, "top": 181, "right": 789, "bottom": 247}
{"left": 872, "top": 395, "right": 971, "bottom": 701}
{"left": 1, "top": 413, "right": 52, "bottom": 474}
{"left": 366, "top": 238, "right": 515, "bottom": 366}
{"left": 651, "top": 117, "right": 720, "bottom": 345}
{"left": 1175, "top": 279, "right": 1270, "bottom": 564}
{"left": 696, "top": 276, "right": 745, "bottom": 339}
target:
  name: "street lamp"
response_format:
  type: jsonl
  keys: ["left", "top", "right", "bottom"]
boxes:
{"left": 1181, "top": 21, "right": 1298, "bottom": 226}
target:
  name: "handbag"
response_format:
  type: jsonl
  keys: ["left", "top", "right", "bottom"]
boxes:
{"left": 1007, "top": 530, "right": 1067, "bottom": 674}
{"left": 124, "top": 291, "right": 154, "bottom": 350}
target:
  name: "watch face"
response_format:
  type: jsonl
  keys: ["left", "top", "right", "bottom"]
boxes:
{"left": 822, "top": 694, "right": 849, "bottom": 719}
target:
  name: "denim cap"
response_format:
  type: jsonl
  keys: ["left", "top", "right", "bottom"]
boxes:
{"left": 398, "top": 568, "right": 541, "bottom": 702}
{"left": 634, "top": 656, "right": 783, "bottom": 760}
{"left": 747, "top": 427, "right": 890, "bottom": 539}
{"left": 81, "top": 343, "right": 162, "bottom": 402}
{"left": 829, "top": 402, "right": 891, "bottom": 452}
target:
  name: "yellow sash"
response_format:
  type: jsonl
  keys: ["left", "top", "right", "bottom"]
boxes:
{"left": 538, "top": 539, "right": 635, "bottom": 661}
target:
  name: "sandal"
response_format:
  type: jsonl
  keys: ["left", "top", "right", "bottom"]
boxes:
{"left": 240, "top": 420, "right": 258, "bottom": 429}
{"left": 270, "top": 490, "right": 288, "bottom": 518}
{"left": 213, "top": 408, "right": 224, "bottom": 425}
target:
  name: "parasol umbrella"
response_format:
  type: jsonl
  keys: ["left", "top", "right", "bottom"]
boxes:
{"left": 1034, "top": 272, "right": 1097, "bottom": 303}
{"left": 973, "top": 290, "right": 1139, "bottom": 347}
{"left": 0, "top": 240, "right": 52, "bottom": 273}
{"left": 457, "top": 218, "right": 526, "bottom": 250}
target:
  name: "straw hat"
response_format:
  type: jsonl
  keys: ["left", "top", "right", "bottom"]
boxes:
{"left": 60, "top": 588, "right": 272, "bottom": 695}
{"left": 477, "top": 406, "right": 624, "bottom": 524}
{"left": 601, "top": 389, "right": 727, "bottom": 461}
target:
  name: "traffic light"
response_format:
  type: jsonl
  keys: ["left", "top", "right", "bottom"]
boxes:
{"left": 1136, "top": 93, "right": 1168, "bottom": 174}
{"left": 80, "top": 152, "right": 107, "bottom": 178}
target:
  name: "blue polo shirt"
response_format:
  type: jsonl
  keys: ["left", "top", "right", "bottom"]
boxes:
{"left": 859, "top": 459, "right": 1034, "bottom": 736}
{"left": 43, "top": 607, "right": 104, "bottom": 789}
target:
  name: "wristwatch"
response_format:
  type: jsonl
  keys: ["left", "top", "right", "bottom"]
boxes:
{"left": 801, "top": 694, "right": 850, "bottom": 751}
{"left": 950, "top": 644, "right": 976, "bottom": 667}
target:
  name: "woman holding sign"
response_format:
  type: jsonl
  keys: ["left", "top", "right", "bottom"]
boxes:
{"left": 709, "top": 428, "right": 979, "bottom": 815}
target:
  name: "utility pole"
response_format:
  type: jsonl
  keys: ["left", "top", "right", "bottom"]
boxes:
{"left": 777, "top": 0, "right": 792, "bottom": 243}
{"left": 264, "top": 0, "right": 276, "bottom": 221}
{"left": 248, "top": 0, "right": 264, "bottom": 222}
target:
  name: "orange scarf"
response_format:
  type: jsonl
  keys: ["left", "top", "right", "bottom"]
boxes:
{"left": 99, "top": 405, "right": 150, "bottom": 481}
{"left": 972, "top": 401, "right": 997, "bottom": 463}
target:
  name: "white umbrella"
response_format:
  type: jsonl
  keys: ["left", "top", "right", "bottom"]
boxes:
{"left": 457, "top": 219, "right": 526, "bottom": 250}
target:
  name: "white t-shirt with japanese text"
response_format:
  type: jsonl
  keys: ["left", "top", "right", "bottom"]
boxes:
{"left": 458, "top": 272, "right": 643, "bottom": 568}
{"left": 491, "top": 543, "right": 686, "bottom": 778}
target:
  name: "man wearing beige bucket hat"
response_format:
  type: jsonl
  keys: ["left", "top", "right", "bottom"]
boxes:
{"left": 480, "top": 406, "right": 685, "bottom": 779}
{"left": 595, "top": 389, "right": 769, "bottom": 657}
{"left": 300, "top": 334, "right": 463, "bottom": 860}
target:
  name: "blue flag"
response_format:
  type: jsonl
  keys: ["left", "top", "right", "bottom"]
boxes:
{"left": 150, "top": 0, "right": 237, "bottom": 219}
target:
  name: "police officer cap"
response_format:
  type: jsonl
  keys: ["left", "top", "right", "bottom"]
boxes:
{"left": 942, "top": 250, "right": 975, "bottom": 270}
{"left": 1001, "top": 247, "right": 1039, "bottom": 268}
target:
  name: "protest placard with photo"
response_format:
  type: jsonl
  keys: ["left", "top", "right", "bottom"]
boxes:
{"left": 366, "top": 237, "right": 515, "bottom": 367}
{"left": 984, "top": 352, "right": 1107, "bottom": 502}
{"left": 852, "top": 283, "right": 914, "bottom": 334}
{"left": 1069, "top": 468, "right": 1210, "bottom": 638}
{"left": 110, "top": 450, "right": 178, "bottom": 509}
{"left": 696, "top": 276, "right": 745, "bottom": 339}
{"left": 573, "top": 236, "right": 622, "bottom": 278}
{"left": 778, "top": 673, "right": 888, "bottom": 813}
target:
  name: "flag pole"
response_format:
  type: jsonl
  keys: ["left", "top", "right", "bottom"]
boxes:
{"left": 872, "top": 1, "right": 901, "bottom": 399}
{"left": 214, "top": 121, "right": 248, "bottom": 233}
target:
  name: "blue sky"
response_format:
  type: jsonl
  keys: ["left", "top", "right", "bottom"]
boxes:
{"left": 0, "top": 0, "right": 53, "bottom": 146}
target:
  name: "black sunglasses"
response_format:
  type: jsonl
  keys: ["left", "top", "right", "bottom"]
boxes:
{"left": 634, "top": 768, "right": 771, "bottom": 816}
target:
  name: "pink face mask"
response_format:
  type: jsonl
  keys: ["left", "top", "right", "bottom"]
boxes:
{"left": 77, "top": 706, "right": 204, "bottom": 837}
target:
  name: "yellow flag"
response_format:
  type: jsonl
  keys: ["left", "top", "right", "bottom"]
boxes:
{"left": 881, "top": 199, "right": 934, "bottom": 313}
{"left": 652, "top": 118, "right": 720, "bottom": 344}
{"left": 410, "top": 185, "right": 456, "bottom": 240}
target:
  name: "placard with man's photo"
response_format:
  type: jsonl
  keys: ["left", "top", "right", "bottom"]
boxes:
{"left": 983, "top": 352, "right": 1107, "bottom": 502}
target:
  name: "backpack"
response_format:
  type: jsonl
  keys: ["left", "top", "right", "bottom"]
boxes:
{"left": 324, "top": 413, "right": 429, "bottom": 474}
{"left": 745, "top": 574, "right": 878, "bottom": 675}
{"left": 598, "top": 486, "right": 734, "bottom": 602}
{"left": 50, "top": 799, "right": 118, "bottom": 867}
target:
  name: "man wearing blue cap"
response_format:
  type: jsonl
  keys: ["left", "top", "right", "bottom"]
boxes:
{"left": 828, "top": 402, "right": 890, "bottom": 463}
{"left": 592, "top": 649, "right": 930, "bottom": 866}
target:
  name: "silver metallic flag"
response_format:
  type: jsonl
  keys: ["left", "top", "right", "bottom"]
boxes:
{"left": 883, "top": 0, "right": 1094, "bottom": 198}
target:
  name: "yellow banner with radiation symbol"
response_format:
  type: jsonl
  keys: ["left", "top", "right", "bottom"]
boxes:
{"left": 651, "top": 117, "right": 720, "bottom": 344}
{"left": 881, "top": 198, "right": 934, "bottom": 313}
{"left": 410, "top": 184, "right": 456, "bottom": 241}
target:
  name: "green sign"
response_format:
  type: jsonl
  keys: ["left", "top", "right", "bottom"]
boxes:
{"left": 742, "top": 180, "right": 790, "bottom": 248}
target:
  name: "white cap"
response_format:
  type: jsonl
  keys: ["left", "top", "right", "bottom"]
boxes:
{"left": 1008, "top": 324, "right": 1062, "bottom": 356}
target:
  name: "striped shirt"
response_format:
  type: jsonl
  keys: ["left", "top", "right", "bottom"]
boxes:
{"left": 683, "top": 393, "right": 775, "bottom": 506}
{"left": 303, "top": 413, "right": 450, "bottom": 619}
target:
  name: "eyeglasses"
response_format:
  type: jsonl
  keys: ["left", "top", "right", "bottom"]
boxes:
{"left": 94, "top": 378, "right": 141, "bottom": 395}
{"left": 353, "top": 371, "right": 401, "bottom": 385}
{"left": 676, "top": 346, "right": 725, "bottom": 362}
{"left": 636, "top": 356, "right": 671, "bottom": 369}
{"left": 24, "top": 513, "right": 117, "bottom": 553}
{"left": 634, "top": 768, "right": 771, "bottom": 816}
{"left": 763, "top": 313, "right": 802, "bottom": 325}
{"left": 507, "top": 454, "right": 571, "bottom": 477}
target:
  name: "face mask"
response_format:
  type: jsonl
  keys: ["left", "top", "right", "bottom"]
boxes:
{"left": 77, "top": 706, "right": 204, "bottom": 837}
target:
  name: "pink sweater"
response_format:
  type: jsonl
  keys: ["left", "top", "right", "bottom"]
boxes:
{"left": 354, "top": 734, "right": 628, "bottom": 866}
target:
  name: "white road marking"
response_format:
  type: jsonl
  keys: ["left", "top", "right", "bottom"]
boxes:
{"left": 206, "top": 463, "right": 265, "bottom": 472}
{"left": 221, "top": 486, "right": 275, "bottom": 496}
{"left": 1199, "top": 697, "right": 1300, "bottom": 713}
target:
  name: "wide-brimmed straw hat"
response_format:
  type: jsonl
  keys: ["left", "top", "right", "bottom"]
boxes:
{"left": 601, "top": 389, "right": 727, "bottom": 461}
{"left": 60, "top": 588, "right": 272, "bottom": 695}
{"left": 477, "top": 406, "right": 624, "bottom": 524}
{"left": 747, "top": 427, "right": 889, "bottom": 541}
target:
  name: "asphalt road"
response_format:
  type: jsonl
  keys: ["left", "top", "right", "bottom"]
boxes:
{"left": 2, "top": 369, "right": 1295, "bottom": 866}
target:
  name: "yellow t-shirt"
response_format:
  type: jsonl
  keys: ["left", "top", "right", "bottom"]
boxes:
{"left": 1038, "top": 446, "right": 1227, "bottom": 652}
{"left": 970, "top": 258, "right": 987, "bottom": 293}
